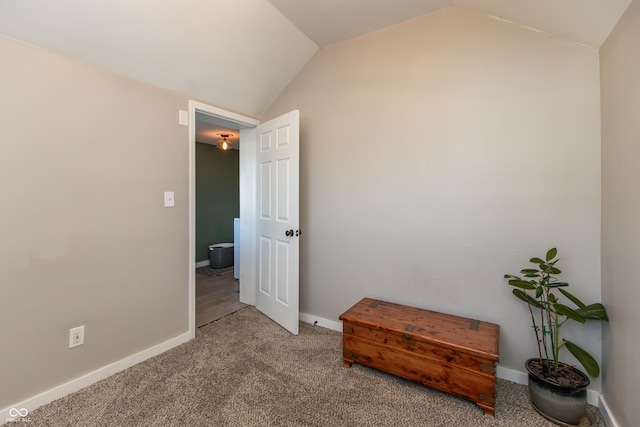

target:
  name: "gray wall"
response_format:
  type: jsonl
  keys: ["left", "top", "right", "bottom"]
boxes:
{"left": 262, "top": 7, "right": 603, "bottom": 388}
{"left": 600, "top": 1, "right": 640, "bottom": 425}
{"left": 0, "top": 35, "right": 189, "bottom": 408}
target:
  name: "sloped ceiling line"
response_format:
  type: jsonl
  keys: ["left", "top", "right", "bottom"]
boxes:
{"left": 0, "top": 0, "right": 631, "bottom": 118}
{"left": 268, "top": 0, "right": 631, "bottom": 48}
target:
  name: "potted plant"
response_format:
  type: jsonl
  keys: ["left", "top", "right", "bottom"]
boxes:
{"left": 504, "top": 248, "right": 609, "bottom": 426}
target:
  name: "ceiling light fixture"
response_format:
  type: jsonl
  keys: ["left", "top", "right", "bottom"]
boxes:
{"left": 217, "top": 134, "right": 231, "bottom": 151}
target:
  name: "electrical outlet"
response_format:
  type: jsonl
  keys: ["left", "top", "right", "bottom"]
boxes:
{"left": 69, "top": 326, "right": 84, "bottom": 348}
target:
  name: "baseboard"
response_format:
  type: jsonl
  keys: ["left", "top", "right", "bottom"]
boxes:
{"left": 0, "top": 331, "right": 192, "bottom": 425}
{"left": 598, "top": 395, "right": 619, "bottom": 427}
{"left": 496, "top": 365, "right": 528, "bottom": 385}
{"left": 195, "top": 260, "right": 209, "bottom": 268}
{"left": 300, "top": 312, "right": 342, "bottom": 332}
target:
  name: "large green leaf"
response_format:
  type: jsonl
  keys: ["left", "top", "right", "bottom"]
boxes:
{"left": 546, "top": 248, "right": 558, "bottom": 261}
{"left": 530, "top": 257, "right": 545, "bottom": 264}
{"left": 513, "top": 289, "right": 542, "bottom": 308}
{"left": 545, "top": 282, "right": 569, "bottom": 288}
{"left": 541, "top": 265, "right": 561, "bottom": 275}
{"left": 575, "top": 303, "right": 609, "bottom": 321}
{"left": 520, "top": 269, "right": 539, "bottom": 275}
{"left": 526, "top": 293, "right": 544, "bottom": 308}
{"left": 564, "top": 340, "right": 600, "bottom": 377}
{"left": 558, "top": 288, "right": 586, "bottom": 309}
{"left": 504, "top": 274, "right": 520, "bottom": 280}
{"left": 512, "top": 288, "right": 529, "bottom": 302}
{"left": 508, "top": 279, "right": 537, "bottom": 290}
{"left": 554, "top": 303, "right": 586, "bottom": 323}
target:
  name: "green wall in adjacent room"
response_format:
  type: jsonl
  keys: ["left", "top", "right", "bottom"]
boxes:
{"left": 196, "top": 142, "right": 239, "bottom": 263}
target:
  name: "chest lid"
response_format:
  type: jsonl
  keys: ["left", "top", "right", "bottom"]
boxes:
{"left": 339, "top": 298, "right": 499, "bottom": 361}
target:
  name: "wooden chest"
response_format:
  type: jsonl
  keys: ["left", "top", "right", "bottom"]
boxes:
{"left": 339, "top": 298, "right": 500, "bottom": 417}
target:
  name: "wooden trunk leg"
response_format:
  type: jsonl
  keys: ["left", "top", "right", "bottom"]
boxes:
{"left": 343, "top": 358, "right": 353, "bottom": 368}
{"left": 477, "top": 403, "right": 495, "bottom": 418}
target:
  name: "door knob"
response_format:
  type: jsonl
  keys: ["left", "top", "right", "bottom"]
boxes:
{"left": 285, "top": 229, "right": 294, "bottom": 237}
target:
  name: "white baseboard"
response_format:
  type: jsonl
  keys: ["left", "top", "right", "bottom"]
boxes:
{"left": 195, "top": 260, "right": 209, "bottom": 268}
{"left": 0, "top": 331, "right": 192, "bottom": 426}
{"left": 300, "top": 312, "right": 343, "bottom": 332}
{"left": 598, "top": 395, "right": 619, "bottom": 427}
{"left": 496, "top": 365, "right": 528, "bottom": 385}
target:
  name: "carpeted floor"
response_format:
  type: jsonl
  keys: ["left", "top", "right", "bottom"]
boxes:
{"left": 23, "top": 307, "right": 605, "bottom": 426}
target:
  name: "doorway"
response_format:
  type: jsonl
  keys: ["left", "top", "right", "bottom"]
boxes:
{"left": 188, "top": 101, "right": 260, "bottom": 339}
{"left": 188, "top": 101, "right": 301, "bottom": 338}
{"left": 194, "top": 115, "right": 243, "bottom": 327}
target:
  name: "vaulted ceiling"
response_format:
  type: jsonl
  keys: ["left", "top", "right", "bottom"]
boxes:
{"left": 0, "top": 0, "right": 632, "bottom": 119}
{"left": 269, "top": 0, "right": 631, "bottom": 48}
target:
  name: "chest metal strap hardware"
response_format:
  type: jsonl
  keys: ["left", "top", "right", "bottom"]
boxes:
{"left": 403, "top": 324, "right": 415, "bottom": 345}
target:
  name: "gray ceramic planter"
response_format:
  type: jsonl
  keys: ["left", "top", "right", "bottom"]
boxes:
{"left": 526, "top": 358, "right": 590, "bottom": 425}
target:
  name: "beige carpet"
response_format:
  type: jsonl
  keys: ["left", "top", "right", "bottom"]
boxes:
{"left": 25, "top": 307, "right": 605, "bottom": 426}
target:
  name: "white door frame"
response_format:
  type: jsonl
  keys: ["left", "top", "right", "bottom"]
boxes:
{"left": 187, "top": 100, "right": 260, "bottom": 339}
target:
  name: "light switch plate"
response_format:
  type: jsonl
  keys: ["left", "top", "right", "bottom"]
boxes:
{"left": 164, "top": 191, "right": 175, "bottom": 207}
{"left": 178, "top": 110, "right": 188, "bottom": 126}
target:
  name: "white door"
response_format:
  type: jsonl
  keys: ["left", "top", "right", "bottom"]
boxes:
{"left": 255, "top": 110, "right": 300, "bottom": 335}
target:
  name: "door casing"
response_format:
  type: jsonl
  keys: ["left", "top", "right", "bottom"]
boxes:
{"left": 188, "top": 100, "right": 259, "bottom": 339}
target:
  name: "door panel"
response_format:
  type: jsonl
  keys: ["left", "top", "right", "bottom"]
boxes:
{"left": 276, "top": 240, "right": 290, "bottom": 305}
{"left": 255, "top": 110, "right": 300, "bottom": 335}
{"left": 259, "top": 236, "right": 271, "bottom": 295}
